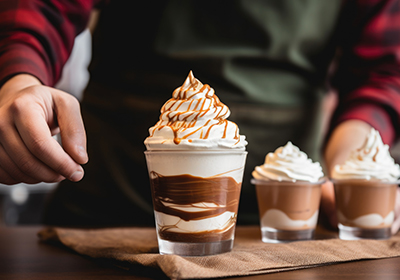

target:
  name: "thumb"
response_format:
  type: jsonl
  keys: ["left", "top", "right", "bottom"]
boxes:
{"left": 52, "top": 88, "right": 88, "bottom": 165}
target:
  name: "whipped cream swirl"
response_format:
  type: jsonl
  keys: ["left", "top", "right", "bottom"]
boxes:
{"left": 145, "top": 71, "right": 247, "bottom": 150}
{"left": 332, "top": 128, "right": 400, "bottom": 181}
{"left": 252, "top": 142, "right": 324, "bottom": 182}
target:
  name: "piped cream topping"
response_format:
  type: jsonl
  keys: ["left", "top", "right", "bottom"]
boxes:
{"left": 332, "top": 128, "right": 400, "bottom": 181}
{"left": 144, "top": 71, "right": 247, "bottom": 150}
{"left": 252, "top": 141, "right": 324, "bottom": 182}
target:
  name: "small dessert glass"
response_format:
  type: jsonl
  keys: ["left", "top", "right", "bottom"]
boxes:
{"left": 332, "top": 179, "right": 398, "bottom": 240}
{"left": 251, "top": 178, "right": 325, "bottom": 243}
{"left": 145, "top": 150, "right": 247, "bottom": 256}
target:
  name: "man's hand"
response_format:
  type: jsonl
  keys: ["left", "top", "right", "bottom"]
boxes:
{"left": 0, "top": 74, "right": 88, "bottom": 184}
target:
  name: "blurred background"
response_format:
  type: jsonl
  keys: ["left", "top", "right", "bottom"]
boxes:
{"left": 1, "top": 6, "right": 399, "bottom": 227}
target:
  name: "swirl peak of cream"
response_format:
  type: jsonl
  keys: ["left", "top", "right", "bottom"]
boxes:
{"left": 252, "top": 141, "right": 324, "bottom": 182}
{"left": 332, "top": 128, "right": 400, "bottom": 181}
{"left": 145, "top": 71, "right": 247, "bottom": 150}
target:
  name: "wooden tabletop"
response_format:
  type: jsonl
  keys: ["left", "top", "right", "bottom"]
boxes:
{"left": 1, "top": 226, "right": 400, "bottom": 280}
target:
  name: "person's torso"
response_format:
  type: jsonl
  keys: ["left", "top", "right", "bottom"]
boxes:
{"left": 90, "top": 0, "right": 343, "bottom": 107}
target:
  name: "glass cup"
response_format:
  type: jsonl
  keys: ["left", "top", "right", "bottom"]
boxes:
{"left": 144, "top": 150, "right": 247, "bottom": 256}
{"left": 251, "top": 179, "right": 324, "bottom": 243}
{"left": 333, "top": 179, "right": 398, "bottom": 240}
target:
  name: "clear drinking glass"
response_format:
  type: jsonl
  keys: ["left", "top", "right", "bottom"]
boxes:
{"left": 145, "top": 150, "right": 247, "bottom": 256}
{"left": 333, "top": 179, "right": 398, "bottom": 240}
{"left": 251, "top": 179, "right": 324, "bottom": 243}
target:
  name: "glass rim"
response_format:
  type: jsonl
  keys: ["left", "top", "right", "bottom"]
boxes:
{"left": 251, "top": 177, "right": 327, "bottom": 186}
{"left": 330, "top": 178, "right": 400, "bottom": 185}
{"left": 144, "top": 149, "right": 247, "bottom": 155}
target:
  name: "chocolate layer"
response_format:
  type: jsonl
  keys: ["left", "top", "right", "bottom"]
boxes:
{"left": 334, "top": 180, "right": 397, "bottom": 224}
{"left": 158, "top": 226, "right": 236, "bottom": 243}
{"left": 255, "top": 182, "right": 321, "bottom": 221}
{"left": 149, "top": 172, "right": 241, "bottom": 242}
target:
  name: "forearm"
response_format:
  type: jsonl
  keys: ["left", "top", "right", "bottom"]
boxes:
{"left": 321, "top": 0, "right": 400, "bottom": 231}
{"left": 0, "top": 0, "right": 98, "bottom": 87}
{"left": 329, "top": 0, "right": 400, "bottom": 146}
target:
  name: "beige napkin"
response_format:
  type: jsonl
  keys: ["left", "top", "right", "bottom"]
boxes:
{"left": 38, "top": 226, "right": 400, "bottom": 280}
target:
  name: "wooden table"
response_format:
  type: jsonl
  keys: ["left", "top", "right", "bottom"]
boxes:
{"left": 1, "top": 226, "right": 400, "bottom": 280}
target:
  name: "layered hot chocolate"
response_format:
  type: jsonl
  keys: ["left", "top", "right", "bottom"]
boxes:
{"left": 255, "top": 181, "right": 321, "bottom": 230}
{"left": 251, "top": 142, "right": 324, "bottom": 242}
{"left": 334, "top": 179, "right": 397, "bottom": 228}
{"left": 332, "top": 128, "right": 400, "bottom": 236}
{"left": 144, "top": 71, "right": 247, "bottom": 255}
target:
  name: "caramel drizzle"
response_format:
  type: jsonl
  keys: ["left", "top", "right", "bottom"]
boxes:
{"left": 150, "top": 83, "right": 240, "bottom": 144}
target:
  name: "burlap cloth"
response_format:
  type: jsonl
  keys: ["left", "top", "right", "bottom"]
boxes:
{"left": 38, "top": 226, "right": 400, "bottom": 280}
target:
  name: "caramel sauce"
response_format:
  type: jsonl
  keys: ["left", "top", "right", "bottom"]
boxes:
{"left": 372, "top": 147, "right": 379, "bottom": 162}
{"left": 149, "top": 71, "right": 241, "bottom": 144}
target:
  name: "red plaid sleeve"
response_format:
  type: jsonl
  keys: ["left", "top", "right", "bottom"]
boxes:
{"left": 331, "top": 0, "right": 400, "bottom": 145}
{"left": 0, "top": 0, "right": 101, "bottom": 87}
